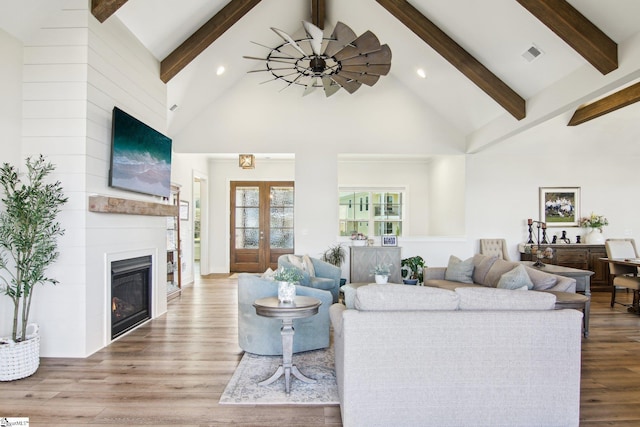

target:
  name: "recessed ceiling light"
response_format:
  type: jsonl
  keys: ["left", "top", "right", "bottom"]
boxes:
{"left": 416, "top": 68, "right": 427, "bottom": 79}
{"left": 216, "top": 66, "right": 226, "bottom": 76}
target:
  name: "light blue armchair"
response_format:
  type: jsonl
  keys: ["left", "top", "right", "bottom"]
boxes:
{"left": 237, "top": 273, "right": 332, "bottom": 356}
{"left": 277, "top": 255, "right": 341, "bottom": 303}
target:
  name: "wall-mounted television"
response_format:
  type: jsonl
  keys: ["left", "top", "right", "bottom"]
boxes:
{"left": 109, "top": 107, "right": 172, "bottom": 198}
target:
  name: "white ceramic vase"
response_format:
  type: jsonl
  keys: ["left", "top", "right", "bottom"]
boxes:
{"left": 277, "top": 281, "right": 296, "bottom": 303}
{"left": 585, "top": 228, "right": 605, "bottom": 244}
{"left": 374, "top": 274, "right": 389, "bottom": 284}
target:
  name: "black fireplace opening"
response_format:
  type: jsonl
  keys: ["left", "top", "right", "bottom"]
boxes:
{"left": 111, "top": 255, "right": 152, "bottom": 339}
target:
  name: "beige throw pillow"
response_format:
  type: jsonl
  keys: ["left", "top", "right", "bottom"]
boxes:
{"left": 303, "top": 254, "right": 316, "bottom": 277}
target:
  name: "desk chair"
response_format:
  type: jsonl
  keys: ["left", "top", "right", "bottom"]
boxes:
{"left": 479, "top": 238, "right": 511, "bottom": 261}
{"left": 605, "top": 239, "right": 640, "bottom": 311}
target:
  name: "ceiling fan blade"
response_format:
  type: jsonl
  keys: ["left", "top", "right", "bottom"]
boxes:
{"left": 271, "top": 27, "right": 307, "bottom": 57}
{"left": 243, "top": 55, "right": 298, "bottom": 65}
{"left": 303, "top": 21, "right": 324, "bottom": 56}
{"left": 331, "top": 74, "right": 362, "bottom": 94}
{"left": 333, "top": 31, "right": 381, "bottom": 61}
{"left": 322, "top": 76, "right": 340, "bottom": 97}
{"left": 340, "top": 63, "right": 391, "bottom": 75}
{"left": 339, "top": 45, "right": 392, "bottom": 68}
{"left": 251, "top": 41, "right": 298, "bottom": 58}
{"left": 336, "top": 71, "right": 380, "bottom": 87}
{"left": 247, "top": 66, "right": 296, "bottom": 73}
{"left": 324, "top": 21, "right": 357, "bottom": 57}
{"left": 303, "top": 77, "right": 318, "bottom": 96}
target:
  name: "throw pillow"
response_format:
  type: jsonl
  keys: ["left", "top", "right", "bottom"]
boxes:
{"left": 523, "top": 266, "right": 558, "bottom": 290}
{"left": 261, "top": 268, "right": 275, "bottom": 280}
{"left": 287, "top": 254, "right": 306, "bottom": 271}
{"left": 497, "top": 264, "right": 534, "bottom": 290}
{"left": 302, "top": 254, "right": 316, "bottom": 277}
{"left": 444, "top": 255, "right": 475, "bottom": 283}
{"left": 472, "top": 254, "right": 499, "bottom": 286}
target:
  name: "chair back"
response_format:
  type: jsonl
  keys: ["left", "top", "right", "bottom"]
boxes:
{"left": 479, "top": 238, "right": 510, "bottom": 261}
{"left": 605, "top": 239, "right": 639, "bottom": 276}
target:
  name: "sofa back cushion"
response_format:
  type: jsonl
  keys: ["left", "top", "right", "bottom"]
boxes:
{"left": 456, "top": 287, "right": 556, "bottom": 310}
{"left": 483, "top": 258, "right": 520, "bottom": 287}
{"left": 523, "top": 266, "right": 558, "bottom": 290}
{"left": 355, "top": 284, "right": 459, "bottom": 311}
{"left": 472, "top": 254, "right": 499, "bottom": 286}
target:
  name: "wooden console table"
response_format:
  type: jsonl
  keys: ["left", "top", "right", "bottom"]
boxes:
{"left": 520, "top": 244, "right": 610, "bottom": 291}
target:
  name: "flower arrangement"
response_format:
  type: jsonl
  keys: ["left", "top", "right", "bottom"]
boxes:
{"left": 272, "top": 267, "right": 303, "bottom": 283}
{"left": 579, "top": 213, "right": 609, "bottom": 232}
{"left": 371, "top": 263, "right": 392, "bottom": 276}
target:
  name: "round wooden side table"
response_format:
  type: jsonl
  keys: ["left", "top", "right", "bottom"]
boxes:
{"left": 253, "top": 295, "right": 322, "bottom": 394}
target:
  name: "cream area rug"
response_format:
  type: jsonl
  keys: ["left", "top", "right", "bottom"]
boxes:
{"left": 219, "top": 346, "right": 339, "bottom": 405}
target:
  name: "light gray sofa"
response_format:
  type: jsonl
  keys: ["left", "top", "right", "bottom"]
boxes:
{"left": 424, "top": 253, "right": 577, "bottom": 293}
{"left": 237, "top": 273, "right": 333, "bottom": 355}
{"left": 277, "top": 254, "right": 342, "bottom": 303}
{"left": 330, "top": 284, "right": 582, "bottom": 427}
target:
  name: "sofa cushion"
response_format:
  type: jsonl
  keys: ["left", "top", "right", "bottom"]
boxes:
{"left": 472, "top": 254, "right": 499, "bottom": 286}
{"left": 423, "top": 280, "right": 481, "bottom": 291}
{"left": 483, "top": 258, "right": 519, "bottom": 287}
{"left": 355, "top": 284, "right": 459, "bottom": 311}
{"left": 497, "top": 264, "right": 534, "bottom": 290}
{"left": 523, "top": 266, "right": 558, "bottom": 290}
{"left": 444, "top": 255, "right": 475, "bottom": 283}
{"left": 456, "top": 287, "right": 556, "bottom": 310}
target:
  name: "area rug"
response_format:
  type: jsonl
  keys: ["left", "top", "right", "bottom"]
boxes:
{"left": 219, "top": 347, "right": 339, "bottom": 405}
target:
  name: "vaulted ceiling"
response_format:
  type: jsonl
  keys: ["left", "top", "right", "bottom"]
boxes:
{"left": 4, "top": 0, "right": 640, "bottom": 152}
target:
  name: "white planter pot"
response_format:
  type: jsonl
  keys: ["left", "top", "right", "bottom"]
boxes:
{"left": 375, "top": 274, "right": 389, "bottom": 284}
{"left": 277, "top": 281, "right": 296, "bottom": 303}
{"left": 0, "top": 324, "right": 40, "bottom": 381}
{"left": 585, "top": 228, "right": 605, "bottom": 244}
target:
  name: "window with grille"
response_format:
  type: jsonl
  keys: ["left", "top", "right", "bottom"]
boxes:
{"left": 339, "top": 189, "right": 404, "bottom": 237}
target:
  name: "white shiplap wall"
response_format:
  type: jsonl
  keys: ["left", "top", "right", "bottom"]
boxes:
{"left": 19, "top": 1, "right": 168, "bottom": 357}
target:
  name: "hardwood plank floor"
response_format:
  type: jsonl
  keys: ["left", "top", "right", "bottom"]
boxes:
{"left": 1, "top": 276, "right": 640, "bottom": 426}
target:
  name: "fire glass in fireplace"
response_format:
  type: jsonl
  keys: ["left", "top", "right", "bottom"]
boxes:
{"left": 111, "top": 255, "right": 152, "bottom": 339}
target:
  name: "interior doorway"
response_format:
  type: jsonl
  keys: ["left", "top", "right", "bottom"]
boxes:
{"left": 230, "top": 181, "right": 294, "bottom": 272}
{"left": 193, "top": 171, "right": 209, "bottom": 275}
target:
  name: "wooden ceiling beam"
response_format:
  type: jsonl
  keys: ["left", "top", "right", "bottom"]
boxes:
{"left": 312, "top": 0, "right": 326, "bottom": 30}
{"left": 160, "top": 0, "right": 262, "bottom": 83}
{"left": 91, "top": 0, "right": 128, "bottom": 23}
{"left": 516, "top": 0, "right": 617, "bottom": 75}
{"left": 568, "top": 82, "right": 640, "bottom": 126}
{"left": 375, "top": 0, "right": 525, "bottom": 120}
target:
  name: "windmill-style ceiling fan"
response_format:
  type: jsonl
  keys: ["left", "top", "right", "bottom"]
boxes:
{"left": 244, "top": 21, "right": 391, "bottom": 97}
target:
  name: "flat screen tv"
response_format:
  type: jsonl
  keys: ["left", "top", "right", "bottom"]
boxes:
{"left": 109, "top": 107, "right": 172, "bottom": 198}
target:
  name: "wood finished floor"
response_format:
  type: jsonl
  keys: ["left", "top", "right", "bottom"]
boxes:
{"left": 1, "top": 277, "right": 640, "bottom": 426}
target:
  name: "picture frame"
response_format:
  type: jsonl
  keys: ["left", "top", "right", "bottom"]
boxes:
{"left": 381, "top": 234, "right": 398, "bottom": 247}
{"left": 539, "top": 187, "right": 580, "bottom": 227}
{"left": 179, "top": 200, "right": 189, "bottom": 221}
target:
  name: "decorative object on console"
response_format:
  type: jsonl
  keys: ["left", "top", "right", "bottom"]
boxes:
{"left": 350, "top": 232, "right": 368, "bottom": 246}
{"left": 401, "top": 256, "right": 426, "bottom": 285}
{"left": 526, "top": 219, "right": 550, "bottom": 267}
{"left": 371, "top": 263, "right": 392, "bottom": 284}
{"left": 244, "top": 21, "right": 391, "bottom": 97}
{"left": 381, "top": 234, "right": 397, "bottom": 247}
{"left": 0, "top": 155, "right": 68, "bottom": 381}
{"left": 580, "top": 213, "right": 609, "bottom": 244}
{"left": 239, "top": 154, "right": 255, "bottom": 169}
{"left": 539, "top": 187, "right": 580, "bottom": 227}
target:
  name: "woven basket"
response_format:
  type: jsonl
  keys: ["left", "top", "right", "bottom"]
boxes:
{"left": 0, "top": 324, "right": 40, "bottom": 381}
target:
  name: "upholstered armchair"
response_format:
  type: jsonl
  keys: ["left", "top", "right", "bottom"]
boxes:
{"left": 479, "top": 238, "right": 511, "bottom": 261}
{"left": 237, "top": 273, "right": 332, "bottom": 356}
{"left": 277, "top": 255, "right": 341, "bottom": 303}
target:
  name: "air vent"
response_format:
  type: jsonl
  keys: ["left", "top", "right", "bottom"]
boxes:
{"left": 522, "top": 44, "right": 543, "bottom": 62}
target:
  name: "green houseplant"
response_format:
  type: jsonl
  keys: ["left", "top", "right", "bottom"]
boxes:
{"left": 0, "top": 155, "right": 67, "bottom": 381}
{"left": 321, "top": 243, "right": 347, "bottom": 285}
{"left": 401, "top": 256, "right": 426, "bottom": 284}
{"left": 273, "top": 267, "right": 303, "bottom": 303}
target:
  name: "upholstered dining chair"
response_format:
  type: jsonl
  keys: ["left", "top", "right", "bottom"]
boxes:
{"left": 479, "top": 238, "right": 511, "bottom": 261}
{"left": 605, "top": 238, "right": 640, "bottom": 310}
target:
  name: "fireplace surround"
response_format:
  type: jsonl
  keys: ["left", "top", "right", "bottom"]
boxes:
{"left": 111, "top": 255, "right": 152, "bottom": 339}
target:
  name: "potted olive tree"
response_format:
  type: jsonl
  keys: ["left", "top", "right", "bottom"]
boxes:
{"left": 0, "top": 155, "right": 67, "bottom": 381}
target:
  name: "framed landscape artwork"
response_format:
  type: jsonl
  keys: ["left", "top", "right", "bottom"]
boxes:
{"left": 539, "top": 187, "right": 580, "bottom": 227}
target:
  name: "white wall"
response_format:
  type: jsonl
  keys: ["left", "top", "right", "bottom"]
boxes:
{"left": 2, "top": 3, "right": 169, "bottom": 357}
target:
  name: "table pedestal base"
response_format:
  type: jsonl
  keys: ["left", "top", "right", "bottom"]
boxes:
{"left": 258, "top": 318, "right": 316, "bottom": 394}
